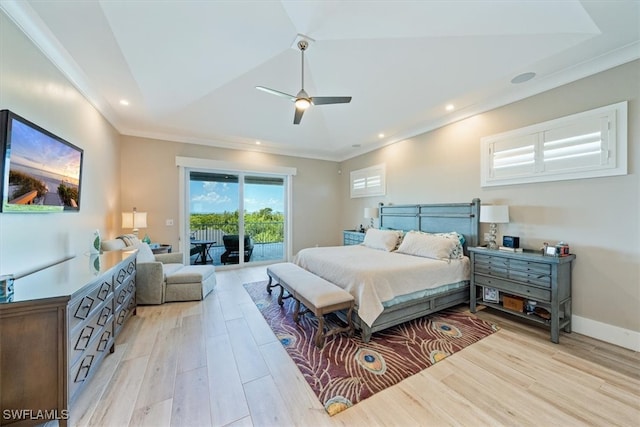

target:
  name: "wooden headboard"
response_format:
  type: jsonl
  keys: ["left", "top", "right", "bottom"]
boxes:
{"left": 379, "top": 198, "right": 480, "bottom": 253}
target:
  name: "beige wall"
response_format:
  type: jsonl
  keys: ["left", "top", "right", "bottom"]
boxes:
{"left": 0, "top": 13, "right": 121, "bottom": 276}
{"left": 340, "top": 60, "right": 640, "bottom": 336}
{"left": 118, "top": 135, "right": 342, "bottom": 255}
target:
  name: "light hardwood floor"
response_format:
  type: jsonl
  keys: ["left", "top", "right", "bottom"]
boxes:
{"left": 71, "top": 266, "right": 640, "bottom": 426}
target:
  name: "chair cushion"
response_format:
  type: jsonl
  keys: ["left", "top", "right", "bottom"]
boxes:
{"left": 166, "top": 265, "right": 216, "bottom": 284}
{"left": 163, "top": 263, "right": 185, "bottom": 277}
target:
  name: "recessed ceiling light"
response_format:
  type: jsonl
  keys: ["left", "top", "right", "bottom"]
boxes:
{"left": 445, "top": 104, "right": 455, "bottom": 111}
{"left": 511, "top": 72, "right": 536, "bottom": 84}
{"left": 378, "top": 133, "right": 385, "bottom": 138}
{"left": 255, "top": 141, "right": 261, "bottom": 145}
{"left": 119, "top": 99, "right": 129, "bottom": 106}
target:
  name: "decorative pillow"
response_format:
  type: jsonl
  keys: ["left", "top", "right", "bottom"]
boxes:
{"left": 134, "top": 242, "right": 156, "bottom": 263}
{"left": 396, "top": 231, "right": 458, "bottom": 261}
{"left": 363, "top": 228, "right": 402, "bottom": 252}
{"left": 434, "top": 231, "right": 466, "bottom": 259}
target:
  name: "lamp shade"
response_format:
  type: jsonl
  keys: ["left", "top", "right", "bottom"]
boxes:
{"left": 122, "top": 210, "right": 147, "bottom": 229}
{"left": 364, "top": 207, "right": 379, "bottom": 219}
{"left": 480, "top": 205, "right": 509, "bottom": 223}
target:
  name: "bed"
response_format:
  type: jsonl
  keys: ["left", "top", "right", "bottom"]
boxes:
{"left": 294, "top": 198, "right": 480, "bottom": 342}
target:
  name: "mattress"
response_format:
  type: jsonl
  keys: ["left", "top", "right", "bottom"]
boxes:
{"left": 293, "top": 245, "right": 470, "bottom": 327}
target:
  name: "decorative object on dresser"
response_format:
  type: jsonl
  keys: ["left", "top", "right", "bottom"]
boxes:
{"left": 364, "top": 207, "right": 379, "bottom": 229}
{"left": 469, "top": 247, "right": 575, "bottom": 343}
{"left": 343, "top": 229, "right": 365, "bottom": 245}
{"left": 121, "top": 207, "right": 147, "bottom": 238}
{"left": 480, "top": 205, "right": 509, "bottom": 249}
{"left": 0, "top": 250, "right": 137, "bottom": 426}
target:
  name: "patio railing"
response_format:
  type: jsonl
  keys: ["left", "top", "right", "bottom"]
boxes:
{"left": 189, "top": 221, "right": 284, "bottom": 265}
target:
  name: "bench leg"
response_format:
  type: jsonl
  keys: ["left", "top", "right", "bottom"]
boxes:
{"left": 293, "top": 299, "right": 301, "bottom": 323}
{"left": 266, "top": 276, "right": 275, "bottom": 294}
{"left": 315, "top": 315, "right": 326, "bottom": 348}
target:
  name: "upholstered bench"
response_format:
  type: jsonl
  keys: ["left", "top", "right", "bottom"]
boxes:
{"left": 266, "top": 262, "right": 354, "bottom": 348}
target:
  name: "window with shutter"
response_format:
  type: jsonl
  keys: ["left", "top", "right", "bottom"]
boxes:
{"left": 481, "top": 102, "right": 626, "bottom": 187}
{"left": 350, "top": 164, "right": 386, "bottom": 198}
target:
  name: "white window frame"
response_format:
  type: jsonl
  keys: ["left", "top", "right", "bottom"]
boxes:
{"left": 350, "top": 164, "right": 386, "bottom": 198}
{"left": 481, "top": 101, "right": 627, "bottom": 187}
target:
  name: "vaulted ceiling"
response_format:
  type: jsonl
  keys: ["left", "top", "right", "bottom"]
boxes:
{"left": 2, "top": 0, "right": 638, "bottom": 161}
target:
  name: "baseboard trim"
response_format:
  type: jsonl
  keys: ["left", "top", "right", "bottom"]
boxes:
{"left": 572, "top": 315, "right": 640, "bottom": 352}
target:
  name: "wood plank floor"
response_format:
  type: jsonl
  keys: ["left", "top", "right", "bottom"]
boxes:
{"left": 71, "top": 266, "right": 640, "bottom": 426}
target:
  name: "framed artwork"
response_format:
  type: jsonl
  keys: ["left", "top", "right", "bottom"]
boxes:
{"left": 483, "top": 286, "right": 499, "bottom": 303}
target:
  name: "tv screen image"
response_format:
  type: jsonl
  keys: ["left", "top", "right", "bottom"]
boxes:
{"left": 0, "top": 110, "right": 83, "bottom": 213}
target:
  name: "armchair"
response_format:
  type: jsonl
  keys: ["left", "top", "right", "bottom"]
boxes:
{"left": 101, "top": 236, "right": 215, "bottom": 304}
{"left": 221, "top": 235, "right": 254, "bottom": 264}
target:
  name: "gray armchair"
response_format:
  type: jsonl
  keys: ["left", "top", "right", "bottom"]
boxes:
{"left": 101, "top": 236, "right": 215, "bottom": 304}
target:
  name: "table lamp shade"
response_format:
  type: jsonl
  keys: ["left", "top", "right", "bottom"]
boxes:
{"left": 122, "top": 209, "right": 147, "bottom": 232}
{"left": 480, "top": 205, "right": 509, "bottom": 223}
{"left": 364, "top": 208, "right": 379, "bottom": 219}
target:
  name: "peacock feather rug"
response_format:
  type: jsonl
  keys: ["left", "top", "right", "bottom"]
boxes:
{"left": 243, "top": 280, "right": 498, "bottom": 416}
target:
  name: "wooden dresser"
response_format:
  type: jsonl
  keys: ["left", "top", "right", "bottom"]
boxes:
{"left": 468, "top": 247, "right": 575, "bottom": 343}
{"left": 0, "top": 250, "right": 136, "bottom": 426}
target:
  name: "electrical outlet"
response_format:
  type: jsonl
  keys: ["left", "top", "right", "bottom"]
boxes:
{"left": 484, "top": 233, "right": 491, "bottom": 242}
{"left": 166, "top": 219, "right": 174, "bottom": 226}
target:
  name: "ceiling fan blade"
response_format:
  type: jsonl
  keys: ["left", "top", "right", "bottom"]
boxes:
{"left": 311, "top": 96, "right": 352, "bottom": 105}
{"left": 293, "top": 107, "right": 305, "bottom": 125}
{"left": 256, "top": 86, "right": 296, "bottom": 101}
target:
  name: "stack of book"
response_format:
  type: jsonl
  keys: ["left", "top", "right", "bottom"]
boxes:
{"left": 499, "top": 246, "right": 523, "bottom": 253}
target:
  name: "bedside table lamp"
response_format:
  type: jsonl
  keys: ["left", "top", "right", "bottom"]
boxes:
{"left": 480, "top": 205, "right": 509, "bottom": 249}
{"left": 364, "top": 207, "right": 379, "bottom": 229}
{"left": 122, "top": 207, "right": 148, "bottom": 238}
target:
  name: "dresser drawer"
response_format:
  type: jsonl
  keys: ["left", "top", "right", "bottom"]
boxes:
{"left": 474, "top": 274, "right": 551, "bottom": 302}
{"left": 509, "top": 259, "right": 551, "bottom": 275}
{"left": 474, "top": 253, "right": 509, "bottom": 268}
{"left": 68, "top": 326, "right": 114, "bottom": 401}
{"left": 508, "top": 269, "right": 551, "bottom": 287}
{"left": 69, "top": 305, "right": 114, "bottom": 366}
{"left": 69, "top": 279, "right": 113, "bottom": 331}
{"left": 475, "top": 264, "right": 509, "bottom": 279}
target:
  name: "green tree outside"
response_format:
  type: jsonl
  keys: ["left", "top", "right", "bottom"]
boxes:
{"left": 190, "top": 207, "right": 284, "bottom": 243}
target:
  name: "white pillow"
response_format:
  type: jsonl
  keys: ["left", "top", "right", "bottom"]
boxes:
{"left": 396, "top": 231, "right": 458, "bottom": 260}
{"left": 134, "top": 242, "right": 156, "bottom": 263}
{"left": 363, "top": 228, "right": 401, "bottom": 252}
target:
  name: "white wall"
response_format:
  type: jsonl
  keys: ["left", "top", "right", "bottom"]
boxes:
{"left": 340, "top": 60, "right": 640, "bottom": 349}
{"left": 0, "top": 12, "right": 121, "bottom": 276}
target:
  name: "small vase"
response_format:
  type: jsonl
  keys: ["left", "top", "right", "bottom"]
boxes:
{"left": 91, "top": 229, "right": 101, "bottom": 254}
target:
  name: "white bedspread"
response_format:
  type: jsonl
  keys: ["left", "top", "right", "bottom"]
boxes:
{"left": 293, "top": 245, "right": 470, "bottom": 327}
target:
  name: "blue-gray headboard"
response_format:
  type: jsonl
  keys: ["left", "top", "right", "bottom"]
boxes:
{"left": 379, "top": 198, "right": 481, "bottom": 253}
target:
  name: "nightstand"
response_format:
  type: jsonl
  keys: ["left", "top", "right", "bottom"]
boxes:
{"left": 151, "top": 244, "right": 172, "bottom": 254}
{"left": 343, "top": 230, "right": 365, "bottom": 245}
{"left": 468, "top": 247, "right": 575, "bottom": 343}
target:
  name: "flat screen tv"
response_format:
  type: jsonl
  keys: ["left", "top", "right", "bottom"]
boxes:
{"left": 0, "top": 110, "right": 83, "bottom": 213}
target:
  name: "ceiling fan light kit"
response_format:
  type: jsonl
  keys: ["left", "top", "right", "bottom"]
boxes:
{"left": 256, "top": 38, "right": 352, "bottom": 124}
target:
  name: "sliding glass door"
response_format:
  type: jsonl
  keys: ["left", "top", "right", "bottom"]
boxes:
{"left": 188, "top": 171, "right": 285, "bottom": 267}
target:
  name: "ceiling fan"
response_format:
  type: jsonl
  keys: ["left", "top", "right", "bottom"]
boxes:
{"left": 256, "top": 40, "right": 352, "bottom": 125}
